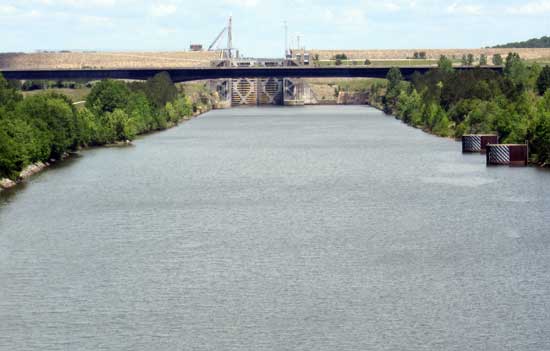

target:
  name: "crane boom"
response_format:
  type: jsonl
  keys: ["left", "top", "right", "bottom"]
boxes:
{"left": 208, "top": 27, "right": 227, "bottom": 51}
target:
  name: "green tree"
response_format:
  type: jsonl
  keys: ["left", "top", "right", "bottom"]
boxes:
{"left": 0, "top": 73, "right": 22, "bottom": 109}
{"left": 125, "top": 91, "right": 153, "bottom": 132}
{"left": 492, "top": 54, "right": 503, "bottom": 65}
{"left": 386, "top": 67, "right": 403, "bottom": 92}
{"left": 396, "top": 89, "right": 423, "bottom": 124}
{"left": 75, "top": 107, "right": 101, "bottom": 146}
{"left": 537, "top": 66, "right": 550, "bottom": 95}
{"left": 145, "top": 72, "right": 178, "bottom": 109}
{"left": 503, "top": 52, "right": 529, "bottom": 90}
{"left": 165, "top": 102, "right": 178, "bottom": 124}
{"left": 531, "top": 110, "right": 550, "bottom": 164}
{"left": 0, "top": 126, "right": 20, "bottom": 179}
{"left": 479, "top": 54, "right": 488, "bottom": 66}
{"left": 86, "top": 80, "right": 130, "bottom": 115}
{"left": 438, "top": 55, "right": 454, "bottom": 72}
{"left": 105, "top": 109, "right": 136, "bottom": 142}
{"left": 17, "top": 93, "right": 77, "bottom": 158}
{"left": 467, "top": 54, "right": 475, "bottom": 66}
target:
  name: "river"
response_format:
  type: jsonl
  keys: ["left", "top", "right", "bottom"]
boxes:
{"left": 1, "top": 106, "right": 549, "bottom": 351}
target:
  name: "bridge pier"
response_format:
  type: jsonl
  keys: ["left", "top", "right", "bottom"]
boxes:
{"left": 209, "top": 79, "right": 232, "bottom": 109}
{"left": 283, "top": 78, "right": 305, "bottom": 106}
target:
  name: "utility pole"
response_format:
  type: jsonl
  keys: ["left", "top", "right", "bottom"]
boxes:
{"left": 284, "top": 21, "right": 288, "bottom": 58}
{"left": 227, "top": 16, "right": 233, "bottom": 59}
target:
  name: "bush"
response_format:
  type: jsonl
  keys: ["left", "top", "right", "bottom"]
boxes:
{"left": 0, "top": 71, "right": 192, "bottom": 179}
{"left": 537, "top": 66, "right": 550, "bottom": 95}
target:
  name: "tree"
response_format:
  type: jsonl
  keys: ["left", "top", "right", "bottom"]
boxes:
{"left": 537, "top": 66, "right": 550, "bottom": 95}
{"left": 467, "top": 54, "right": 475, "bottom": 66}
{"left": 504, "top": 52, "right": 529, "bottom": 88}
{"left": 125, "top": 91, "right": 153, "bottom": 132}
{"left": 0, "top": 112, "right": 48, "bottom": 177}
{"left": 364, "top": 59, "right": 372, "bottom": 65}
{"left": 313, "top": 54, "right": 320, "bottom": 67}
{"left": 334, "top": 53, "right": 348, "bottom": 60}
{"left": 461, "top": 54, "right": 468, "bottom": 66}
{"left": 86, "top": 79, "right": 130, "bottom": 115}
{"left": 438, "top": 55, "right": 454, "bottom": 72}
{"left": 492, "top": 54, "right": 503, "bottom": 65}
{"left": 386, "top": 67, "right": 403, "bottom": 93}
{"left": 145, "top": 72, "right": 178, "bottom": 109}
{"left": 105, "top": 109, "right": 136, "bottom": 142}
{"left": 17, "top": 93, "right": 77, "bottom": 159}
{"left": 396, "top": 89, "right": 423, "bottom": 124}
{"left": 0, "top": 125, "right": 20, "bottom": 179}
{"left": 75, "top": 108, "right": 100, "bottom": 146}
{"left": 0, "top": 73, "right": 22, "bottom": 109}
{"left": 479, "top": 54, "right": 488, "bottom": 66}
{"left": 531, "top": 110, "right": 550, "bottom": 164}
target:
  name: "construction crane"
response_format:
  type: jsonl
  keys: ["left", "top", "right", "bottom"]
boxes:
{"left": 208, "top": 16, "right": 235, "bottom": 60}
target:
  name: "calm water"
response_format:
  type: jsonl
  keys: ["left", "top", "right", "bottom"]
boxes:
{"left": 1, "top": 106, "right": 549, "bottom": 351}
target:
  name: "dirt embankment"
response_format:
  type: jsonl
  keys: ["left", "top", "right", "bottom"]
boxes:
{"left": 0, "top": 51, "right": 219, "bottom": 70}
{"left": 305, "top": 48, "right": 550, "bottom": 61}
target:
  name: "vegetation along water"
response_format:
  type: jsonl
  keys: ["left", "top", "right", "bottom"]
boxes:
{"left": 0, "top": 72, "right": 211, "bottom": 182}
{"left": 1, "top": 52, "right": 550, "bottom": 185}
{"left": 369, "top": 54, "right": 550, "bottom": 166}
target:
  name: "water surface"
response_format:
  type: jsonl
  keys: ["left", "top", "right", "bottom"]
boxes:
{"left": 1, "top": 106, "right": 549, "bottom": 350}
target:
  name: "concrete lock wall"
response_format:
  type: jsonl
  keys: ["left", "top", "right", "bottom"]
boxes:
{"left": 211, "top": 78, "right": 311, "bottom": 106}
{"left": 229, "top": 78, "right": 284, "bottom": 106}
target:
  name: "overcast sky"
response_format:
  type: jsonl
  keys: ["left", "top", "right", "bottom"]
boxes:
{"left": 1, "top": 0, "right": 549, "bottom": 56}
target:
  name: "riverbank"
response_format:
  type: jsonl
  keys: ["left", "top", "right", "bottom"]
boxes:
{"left": 3, "top": 106, "right": 549, "bottom": 351}
{"left": 0, "top": 106, "right": 212, "bottom": 192}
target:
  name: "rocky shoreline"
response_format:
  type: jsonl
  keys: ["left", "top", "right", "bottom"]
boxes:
{"left": 1, "top": 160, "right": 56, "bottom": 191}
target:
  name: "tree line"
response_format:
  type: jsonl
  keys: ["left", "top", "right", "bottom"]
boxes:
{"left": 371, "top": 53, "right": 550, "bottom": 165}
{"left": 0, "top": 72, "right": 195, "bottom": 179}
{"left": 493, "top": 36, "right": 550, "bottom": 49}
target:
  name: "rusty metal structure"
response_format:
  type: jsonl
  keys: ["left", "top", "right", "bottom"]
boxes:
{"left": 462, "top": 134, "right": 499, "bottom": 153}
{"left": 486, "top": 144, "right": 529, "bottom": 166}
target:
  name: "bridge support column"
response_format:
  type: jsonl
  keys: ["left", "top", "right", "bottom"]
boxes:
{"left": 209, "top": 79, "right": 232, "bottom": 109}
{"left": 283, "top": 78, "right": 305, "bottom": 106}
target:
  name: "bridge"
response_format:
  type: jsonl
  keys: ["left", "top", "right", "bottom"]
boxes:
{"left": 0, "top": 66, "right": 502, "bottom": 83}
{"left": 1, "top": 66, "right": 503, "bottom": 107}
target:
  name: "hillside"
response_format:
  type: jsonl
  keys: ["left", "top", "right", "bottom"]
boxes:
{"left": 493, "top": 36, "right": 550, "bottom": 48}
{"left": 0, "top": 51, "right": 219, "bottom": 70}
{"left": 303, "top": 48, "right": 550, "bottom": 62}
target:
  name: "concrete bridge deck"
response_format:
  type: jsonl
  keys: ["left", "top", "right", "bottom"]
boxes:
{"left": 1, "top": 66, "right": 503, "bottom": 83}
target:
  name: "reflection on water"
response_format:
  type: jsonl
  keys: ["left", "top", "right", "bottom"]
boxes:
{"left": 1, "top": 106, "right": 550, "bottom": 351}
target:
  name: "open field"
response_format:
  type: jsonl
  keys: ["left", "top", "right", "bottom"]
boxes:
{"left": 304, "top": 78, "right": 386, "bottom": 102}
{"left": 526, "top": 58, "right": 550, "bottom": 66}
{"left": 316, "top": 59, "right": 459, "bottom": 67}
{"left": 304, "top": 48, "right": 550, "bottom": 61}
{"left": 23, "top": 88, "right": 91, "bottom": 103}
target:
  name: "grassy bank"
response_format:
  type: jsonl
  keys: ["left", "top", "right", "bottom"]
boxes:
{"left": 22, "top": 87, "right": 91, "bottom": 103}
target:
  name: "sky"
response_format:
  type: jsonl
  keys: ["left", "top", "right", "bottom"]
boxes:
{"left": 1, "top": 0, "right": 549, "bottom": 57}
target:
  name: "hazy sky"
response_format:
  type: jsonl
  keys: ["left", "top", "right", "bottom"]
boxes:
{"left": 1, "top": 0, "right": 549, "bottom": 56}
